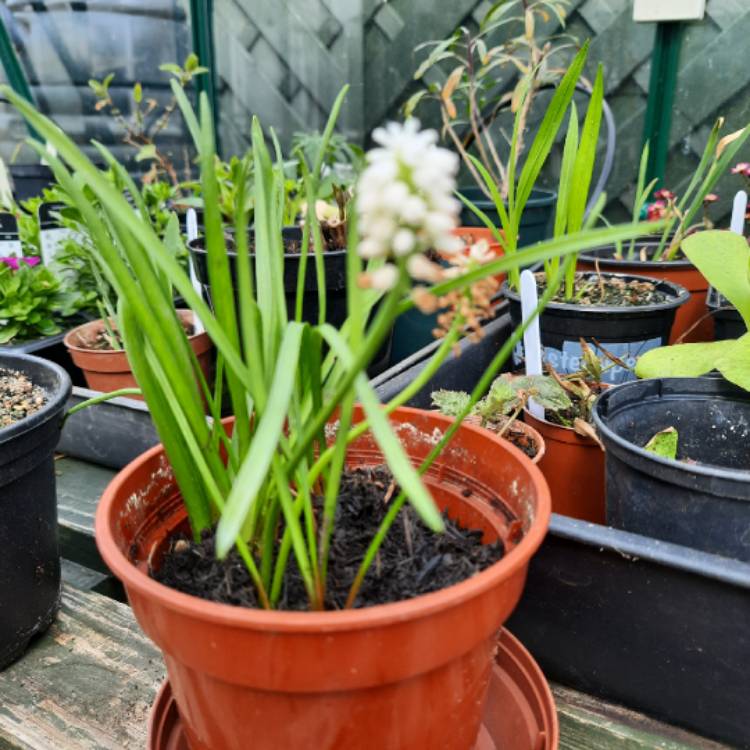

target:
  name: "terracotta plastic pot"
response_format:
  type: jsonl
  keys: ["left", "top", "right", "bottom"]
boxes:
{"left": 524, "top": 409, "right": 605, "bottom": 524}
{"left": 63, "top": 311, "right": 212, "bottom": 398}
{"left": 96, "top": 407, "right": 551, "bottom": 750}
{"left": 148, "top": 628, "right": 558, "bottom": 750}
{"left": 463, "top": 414, "right": 545, "bottom": 465}
{"left": 578, "top": 243, "right": 711, "bottom": 343}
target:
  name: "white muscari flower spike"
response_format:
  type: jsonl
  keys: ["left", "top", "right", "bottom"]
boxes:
{"left": 357, "top": 119, "right": 461, "bottom": 277}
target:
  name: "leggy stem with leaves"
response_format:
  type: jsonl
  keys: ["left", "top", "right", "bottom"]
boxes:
{"left": 1, "top": 76, "right": 656, "bottom": 611}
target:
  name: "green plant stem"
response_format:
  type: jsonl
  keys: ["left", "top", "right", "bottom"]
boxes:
{"left": 344, "top": 258, "right": 571, "bottom": 608}
{"left": 307, "top": 314, "right": 464, "bottom": 489}
{"left": 63, "top": 388, "right": 142, "bottom": 421}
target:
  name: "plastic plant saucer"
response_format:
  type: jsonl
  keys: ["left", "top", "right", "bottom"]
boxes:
{"left": 148, "top": 628, "right": 558, "bottom": 750}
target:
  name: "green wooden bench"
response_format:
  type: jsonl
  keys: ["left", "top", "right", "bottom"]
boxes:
{"left": 0, "top": 456, "right": 730, "bottom": 750}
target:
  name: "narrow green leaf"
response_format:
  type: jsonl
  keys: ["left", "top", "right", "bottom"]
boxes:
{"left": 216, "top": 322, "right": 305, "bottom": 557}
{"left": 319, "top": 324, "right": 444, "bottom": 532}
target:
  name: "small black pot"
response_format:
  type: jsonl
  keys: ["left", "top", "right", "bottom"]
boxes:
{"left": 459, "top": 187, "right": 556, "bottom": 246}
{"left": 707, "top": 288, "right": 745, "bottom": 341}
{"left": 0, "top": 353, "right": 71, "bottom": 669}
{"left": 504, "top": 272, "right": 690, "bottom": 384}
{"left": 187, "top": 230, "right": 392, "bottom": 374}
{"left": 10, "top": 164, "right": 54, "bottom": 202}
{"left": 594, "top": 377, "right": 750, "bottom": 561}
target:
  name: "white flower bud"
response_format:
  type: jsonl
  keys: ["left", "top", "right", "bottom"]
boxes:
{"left": 368, "top": 263, "right": 399, "bottom": 291}
{"left": 392, "top": 229, "right": 416, "bottom": 256}
{"left": 407, "top": 254, "right": 444, "bottom": 282}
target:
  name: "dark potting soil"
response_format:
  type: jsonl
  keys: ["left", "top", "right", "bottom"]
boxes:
{"left": 78, "top": 319, "right": 195, "bottom": 351}
{"left": 0, "top": 368, "right": 46, "bottom": 428}
{"left": 153, "top": 465, "right": 504, "bottom": 611}
{"left": 485, "top": 420, "right": 537, "bottom": 459}
{"left": 545, "top": 382, "right": 605, "bottom": 429}
{"left": 542, "top": 273, "right": 669, "bottom": 307}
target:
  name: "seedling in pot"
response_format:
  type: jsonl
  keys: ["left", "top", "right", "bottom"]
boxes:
{"left": 407, "top": 0, "right": 576, "bottom": 205}
{"left": 432, "top": 373, "right": 569, "bottom": 458}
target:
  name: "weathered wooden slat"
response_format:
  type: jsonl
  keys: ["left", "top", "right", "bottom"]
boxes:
{"left": 554, "top": 685, "right": 731, "bottom": 750}
{"left": 56, "top": 457, "right": 115, "bottom": 573}
{"left": 0, "top": 581, "right": 731, "bottom": 749}
{"left": 0, "top": 586, "right": 164, "bottom": 750}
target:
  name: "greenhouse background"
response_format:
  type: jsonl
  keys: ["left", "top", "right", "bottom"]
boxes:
{"left": 1, "top": 0, "right": 750, "bottom": 222}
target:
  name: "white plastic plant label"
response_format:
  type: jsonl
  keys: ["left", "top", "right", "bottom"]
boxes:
{"left": 39, "top": 202, "right": 76, "bottom": 266}
{"left": 514, "top": 337, "right": 662, "bottom": 384}
{"left": 633, "top": 0, "right": 706, "bottom": 22}
{"left": 0, "top": 212, "right": 21, "bottom": 258}
{"left": 547, "top": 339, "right": 662, "bottom": 384}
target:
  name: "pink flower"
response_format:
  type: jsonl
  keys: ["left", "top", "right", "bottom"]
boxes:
{"left": 703, "top": 193, "right": 719, "bottom": 204}
{"left": 1, "top": 256, "right": 41, "bottom": 271}
{"left": 731, "top": 163, "right": 750, "bottom": 176}
{"left": 654, "top": 189, "right": 676, "bottom": 202}
{"left": 647, "top": 201, "right": 667, "bottom": 221}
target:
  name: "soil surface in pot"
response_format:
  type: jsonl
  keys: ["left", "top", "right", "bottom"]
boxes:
{"left": 75, "top": 319, "right": 195, "bottom": 351}
{"left": 484, "top": 420, "right": 537, "bottom": 459}
{"left": 153, "top": 465, "right": 504, "bottom": 611}
{"left": 0, "top": 368, "right": 46, "bottom": 427}
{"left": 542, "top": 273, "right": 669, "bottom": 307}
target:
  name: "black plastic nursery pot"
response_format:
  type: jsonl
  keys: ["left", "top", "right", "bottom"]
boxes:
{"left": 459, "top": 186, "right": 556, "bottom": 247}
{"left": 189, "top": 227, "right": 348, "bottom": 326}
{"left": 504, "top": 273, "right": 690, "bottom": 384}
{"left": 188, "top": 228, "right": 392, "bottom": 374}
{"left": 707, "top": 288, "right": 745, "bottom": 341}
{"left": 594, "top": 376, "right": 750, "bottom": 561}
{"left": 578, "top": 241, "right": 713, "bottom": 343}
{"left": 0, "top": 327, "right": 87, "bottom": 387}
{"left": 0, "top": 353, "right": 71, "bottom": 669}
{"left": 10, "top": 164, "right": 54, "bottom": 202}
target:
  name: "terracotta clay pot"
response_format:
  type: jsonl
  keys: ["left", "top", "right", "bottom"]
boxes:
{"left": 524, "top": 409, "right": 605, "bottom": 524}
{"left": 578, "top": 244, "right": 711, "bottom": 343}
{"left": 451, "top": 226, "right": 505, "bottom": 286}
{"left": 63, "top": 311, "right": 212, "bottom": 398}
{"left": 463, "top": 414, "right": 545, "bottom": 465}
{"left": 96, "top": 407, "right": 551, "bottom": 750}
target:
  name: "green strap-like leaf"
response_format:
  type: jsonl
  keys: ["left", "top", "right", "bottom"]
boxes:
{"left": 215, "top": 321, "right": 305, "bottom": 557}
{"left": 319, "top": 324, "right": 444, "bottom": 533}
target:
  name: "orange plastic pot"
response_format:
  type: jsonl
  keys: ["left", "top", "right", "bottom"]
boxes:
{"left": 64, "top": 311, "right": 212, "bottom": 398}
{"left": 578, "top": 245, "right": 711, "bottom": 343}
{"left": 96, "top": 407, "right": 551, "bottom": 750}
{"left": 524, "top": 409, "right": 605, "bottom": 524}
{"left": 450, "top": 226, "right": 505, "bottom": 285}
{"left": 463, "top": 414, "right": 545, "bottom": 465}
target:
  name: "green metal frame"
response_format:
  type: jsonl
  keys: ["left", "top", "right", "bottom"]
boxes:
{"left": 189, "top": 0, "right": 220, "bottom": 151}
{"left": 642, "top": 22, "right": 684, "bottom": 188}
{"left": 0, "top": 11, "right": 40, "bottom": 140}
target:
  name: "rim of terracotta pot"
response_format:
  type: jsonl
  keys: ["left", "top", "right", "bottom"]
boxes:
{"left": 460, "top": 413, "right": 545, "bottom": 464}
{"left": 96, "top": 407, "right": 550, "bottom": 632}
{"left": 579, "top": 241, "right": 694, "bottom": 269}
{"left": 63, "top": 310, "right": 211, "bottom": 357}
